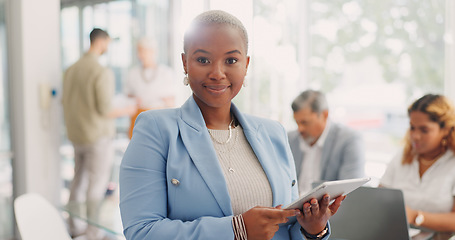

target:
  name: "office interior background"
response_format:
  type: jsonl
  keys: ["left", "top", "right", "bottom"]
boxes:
{"left": 1, "top": 0, "right": 455, "bottom": 239}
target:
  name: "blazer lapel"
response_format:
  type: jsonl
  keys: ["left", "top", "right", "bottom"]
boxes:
{"left": 177, "top": 97, "right": 232, "bottom": 216}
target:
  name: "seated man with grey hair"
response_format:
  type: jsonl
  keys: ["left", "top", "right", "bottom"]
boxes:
{"left": 288, "top": 90, "right": 365, "bottom": 195}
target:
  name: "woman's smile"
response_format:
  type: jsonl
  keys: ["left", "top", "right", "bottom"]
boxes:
{"left": 204, "top": 84, "right": 231, "bottom": 94}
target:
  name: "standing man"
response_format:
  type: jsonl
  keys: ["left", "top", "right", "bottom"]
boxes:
{"left": 62, "top": 28, "right": 135, "bottom": 239}
{"left": 288, "top": 90, "right": 365, "bottom": 195}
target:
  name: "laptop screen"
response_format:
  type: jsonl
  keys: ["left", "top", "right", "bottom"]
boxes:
{"left": 329, "top": 186, "right": 411, "bottom": 240}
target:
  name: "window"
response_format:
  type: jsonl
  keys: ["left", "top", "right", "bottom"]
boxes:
{"left": 307, "top": 0, "right": 446, "bottom": 183}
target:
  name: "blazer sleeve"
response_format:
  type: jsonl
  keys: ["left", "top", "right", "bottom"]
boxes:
{"left": 119, "top": 113, "right": 234, "bottom": 240}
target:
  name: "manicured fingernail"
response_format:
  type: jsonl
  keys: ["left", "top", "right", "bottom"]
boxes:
{"left": 324, "top": 196, "right": 329, "bottom": 201}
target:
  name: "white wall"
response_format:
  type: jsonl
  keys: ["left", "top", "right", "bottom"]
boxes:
{"left": 7, "top": 0, "right": 62, "bottom": 205}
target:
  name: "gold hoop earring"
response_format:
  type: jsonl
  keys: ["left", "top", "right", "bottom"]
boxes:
{"left": 442, "top": 138, "right": 448, "bottom": 147}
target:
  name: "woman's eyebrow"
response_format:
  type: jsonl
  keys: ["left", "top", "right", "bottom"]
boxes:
{"left": 193, "top": 49, "right": 210, "bottom": 54}
{"left": 226, "top": 50, "right": 242, "bottom": 55}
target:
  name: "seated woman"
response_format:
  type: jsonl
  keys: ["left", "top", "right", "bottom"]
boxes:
{"left": 381, "top": 94, "right": 455, "bottom": 232}
{"left": 119, "top": 10, "right": 345, "bottom": 240}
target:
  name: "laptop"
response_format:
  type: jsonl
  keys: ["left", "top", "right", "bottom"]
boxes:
{"left": 328, "top": 186, "right": 434, "bottom": 240}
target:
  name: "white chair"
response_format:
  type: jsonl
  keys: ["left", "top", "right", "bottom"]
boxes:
{"left": 14, "top": 193, "right": 72, "bottom": 240}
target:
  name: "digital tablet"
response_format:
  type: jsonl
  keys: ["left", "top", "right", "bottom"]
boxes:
{"left": 281, "top": 177, "right": 370, "bottom": 225}
{"left": 284, "top": 177, "right": 371, "bottom": 211}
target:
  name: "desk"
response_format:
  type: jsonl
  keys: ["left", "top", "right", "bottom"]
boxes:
{"left": 426, "top": 232, "right": 455, "bottom": 240}
{"left": 410, "top": 226, "right": 455, "bottom": 240}
{"left": 62, "top": 194, "right": 124, "bottom": 239}
{"left": 60, "top": 138, "right": 128, "bottom": 239}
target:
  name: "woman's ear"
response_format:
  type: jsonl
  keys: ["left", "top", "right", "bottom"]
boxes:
{"left": 245, "top": 56, "right": 250, "bottom": 70}
{"left": 181, "top": 53, "right": 187, "bottom": 73}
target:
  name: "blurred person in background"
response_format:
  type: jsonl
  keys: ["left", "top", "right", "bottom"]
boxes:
{"left": 125, "top": 37, "right": 176, "bottom": 139}
{"left": 288, "top": 90, "right": 365, "bottom": 195}
{"left": 380, "top": 94, "right": 455, "bottom": 232}
{"left": 62, "top": 28, "right": 136, "bottom": 239}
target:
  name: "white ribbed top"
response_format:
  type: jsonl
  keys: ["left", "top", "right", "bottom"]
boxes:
{"left": 208, "top": 125, "right": 273, "bottom": 215}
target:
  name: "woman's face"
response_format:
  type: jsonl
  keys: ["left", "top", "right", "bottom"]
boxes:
{"left": 409, "top": 111, "right": 448, "bottom": 155}
{"left": 137, "top": 45, "right": 155, "bottom": 67}
{"left": 182, "top": 24, "right": 250, "bottom": 110}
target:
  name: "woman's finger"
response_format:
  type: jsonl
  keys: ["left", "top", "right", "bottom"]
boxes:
{"left": 261, "top": 208, "right": 297, "bottom": 224}
{"left": 319, "top": 194, "right": 330, "bottom": 210}
{"left": 277, "top": 209, "right": 298, "bottom": 224}
{"left": 302, "top": 202, "right": 312, "bottom": 217}
{"left": 310, "top": 198, "right": 319, "bottom": 215}
{"left": 328, "top": 195, "right": 346, "bottom": 215}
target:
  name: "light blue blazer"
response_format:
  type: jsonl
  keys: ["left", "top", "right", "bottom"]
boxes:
{"left": 288, "top": 123, "right": 365, "bottom": 182}
{"left": 119, "top": 96, "right": 330, "bottom": 240}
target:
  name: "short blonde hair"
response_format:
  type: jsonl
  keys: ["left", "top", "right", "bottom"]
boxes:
{"left": 183, "top": 10, "right": 248, "bottom": 54}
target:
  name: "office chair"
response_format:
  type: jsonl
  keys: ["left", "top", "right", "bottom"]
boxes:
{"left": 14, "top": 193, "right": 72, "bottom": 240}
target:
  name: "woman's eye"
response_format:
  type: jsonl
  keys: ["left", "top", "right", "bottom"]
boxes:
{"left": 226, "top": 58, "right": 238, "bottom": 64}
{"left": 197, "top": 57, "right": 210, "bottom": 64}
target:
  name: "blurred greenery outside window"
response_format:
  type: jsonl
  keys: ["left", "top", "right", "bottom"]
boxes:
{"left": 306, "top": 0, "right": 445, "bottom": 182}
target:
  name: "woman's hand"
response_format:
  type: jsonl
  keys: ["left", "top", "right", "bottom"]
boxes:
{"left": 296, "top": 194, "right": 346, "bottom": 235}
{"left": 242, "top": 206, "right": 297, "bottom": 240}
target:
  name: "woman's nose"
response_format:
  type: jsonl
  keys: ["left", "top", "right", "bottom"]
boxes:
{"left": 208, "top": 61, "right": 226, "bottom": 80}
{"left": 298, "top": 124, "right": 306, "bottom": 133}
{"left": 410, "top": 131, "right": 420, "bottom": 140}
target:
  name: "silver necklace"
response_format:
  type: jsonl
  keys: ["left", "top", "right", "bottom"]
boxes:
{"left": 214, "top": 127, "right": 239, "bottom": 173}
{"left": 208, "top": 117, "right": 235, "bottom": 144}
{"left": 208, "top": 116, "right": 237, "bottom": 173}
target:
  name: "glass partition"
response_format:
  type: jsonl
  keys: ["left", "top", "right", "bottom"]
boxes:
{"left": 0, "top": 0, "right": 14, "bottom": 238}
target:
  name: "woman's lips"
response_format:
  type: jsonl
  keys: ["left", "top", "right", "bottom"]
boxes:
{"left": 205, "top": 85, "right": 230, "bottom": 94}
